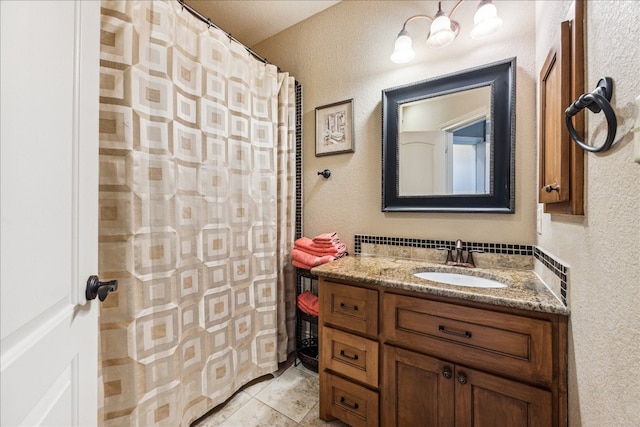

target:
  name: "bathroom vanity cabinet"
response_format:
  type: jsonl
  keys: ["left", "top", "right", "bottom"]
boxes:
{"left": 317, "top": 277, "right": 568, "bottom": 427}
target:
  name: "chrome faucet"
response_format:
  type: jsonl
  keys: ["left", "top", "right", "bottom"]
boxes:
{"left": 439, "top": 239, "right": 478, "bottom": 268}
{"left": 454, "top": 239, "right": 465, "bottom": 263}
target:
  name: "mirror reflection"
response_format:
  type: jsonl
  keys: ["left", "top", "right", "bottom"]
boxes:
{"left": 399, "top": 86, "right": 491, "bottom": 196}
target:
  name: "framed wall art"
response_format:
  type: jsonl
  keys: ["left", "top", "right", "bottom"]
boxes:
{"left": 315, "top": 98, "right": 354, "bottom": 156}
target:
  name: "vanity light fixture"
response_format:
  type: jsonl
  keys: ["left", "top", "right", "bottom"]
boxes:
{"left": 390, "top": 0, "right": 503, "bottom": 64}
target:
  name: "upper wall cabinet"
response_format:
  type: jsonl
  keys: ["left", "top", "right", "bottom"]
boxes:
{"left": 538, "top": 1, "right": 585, "bottom": 215}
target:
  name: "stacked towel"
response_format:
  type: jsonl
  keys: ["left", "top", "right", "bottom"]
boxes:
{"left": 297, "top": 290, "right": 319, "bottom": 316}
{"left": 292, "top": 249, "right": 335, "bottom": 269}
{"left": 294, "top": 237, "right": 347, "bottom": 257}
{"left": 312, "top": 232, "right": 339, "bottom": 245}
{"left": 292, "top": 232, "right": 348, "bottom": 270}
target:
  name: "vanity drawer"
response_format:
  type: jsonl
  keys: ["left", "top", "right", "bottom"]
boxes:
{"left": 320, "top": 279, "right": 378, "bottom": 337}
{"left": 321, "top": 326, "right": 379, "bottom": 387}
{"left": 321, "top": 371, "right": 379, "bottom": 427}
{"left": 383, "top": 293, "right": 553, "bottom": 385}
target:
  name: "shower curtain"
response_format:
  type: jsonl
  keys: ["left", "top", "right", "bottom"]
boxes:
{"left": 97, "top": 1, "right": 296, "bottom": 425}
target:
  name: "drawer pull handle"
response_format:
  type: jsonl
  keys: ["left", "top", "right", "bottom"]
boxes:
{"left": 340, "top": 396, "right": 359, "bottom": 410}
{"left": 339, "top": 303, "right": 359, "bottom": 311}
{"left": 439, "top": 325, "right": 472, "bottom": 339}
{"left": 442, "top": 368, "right": 452, "bottom": 379}
{"left": 339, "top": 349, "right": 359, "bottom": 361}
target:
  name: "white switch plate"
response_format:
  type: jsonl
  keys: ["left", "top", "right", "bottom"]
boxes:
{"left": 634, "top": 95, "right": 640, "bottom": 163}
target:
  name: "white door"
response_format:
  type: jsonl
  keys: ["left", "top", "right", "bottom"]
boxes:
{"left": 399, "top": 131, "right": 447, "bottom": 195}
{"left": 1, "top": 1, "right": 101, "bottom": 426}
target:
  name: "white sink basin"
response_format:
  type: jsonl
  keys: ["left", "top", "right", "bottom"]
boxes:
{"left": 413, "top": 271, "right": 507, "bottom": 288}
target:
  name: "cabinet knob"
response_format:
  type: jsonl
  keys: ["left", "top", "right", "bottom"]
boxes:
{"left": 545, "top": 184, "right": 560, "bottom": 193}
{"left": 442, "top": 368, "right": 452, "bottom": 379}
{"left": 457, "top": 373, "right": 468, "bottom": 385}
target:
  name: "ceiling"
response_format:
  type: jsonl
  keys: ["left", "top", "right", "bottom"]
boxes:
{"left": 183, "top": 1, "right": 341, "bottom": 47}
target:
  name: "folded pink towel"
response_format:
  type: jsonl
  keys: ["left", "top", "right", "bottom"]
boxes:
{"left": 292, "top": 248, "right": 336, "bottom": 267}
{"left": 315, "top": 243, "right": 346, "bottom": 254}
{"left": 295, "top": 237, "right": 315, "bottom": 247}
{"left": 292, "top": 260, "right": 314, "bottom": 270}
{"left": 295, "top": 245, "right": 345, "bottom": 258}
{"left": 295, "top": 237, "right": 346, "bottom": 257}
{"left": 312, "top": 232, "right": 339, "bottom": 243}
{"left": 297, "top": 291, "right": 319, "bottom": 316}
{"left": 311, "top": 240, "right": 342, "bottom": 248}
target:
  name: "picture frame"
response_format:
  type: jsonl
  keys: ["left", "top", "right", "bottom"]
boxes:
{"left": 315, "top": 98, "right": 354, "bottom": 156}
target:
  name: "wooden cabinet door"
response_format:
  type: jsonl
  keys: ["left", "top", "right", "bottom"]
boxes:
{"left": 383, "top": 345, "right": 454, "bottom": 427}
{"left": 539, "top": 20, "right": 572, "bottom": 204}
{"left": 454, "top": 365, "right": 553, "bottom": 427}
{"left": 538, "top": 1, "right": 585, "bottom": 214}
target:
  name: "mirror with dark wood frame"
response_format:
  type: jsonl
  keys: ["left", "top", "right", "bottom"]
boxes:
{"left": 382, "top": 57, "right": 516, "bottom": 213}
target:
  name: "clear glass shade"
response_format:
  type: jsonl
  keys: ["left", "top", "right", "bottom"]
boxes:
{"left": 470, "top": 1, "right": 503, "bottom": 40}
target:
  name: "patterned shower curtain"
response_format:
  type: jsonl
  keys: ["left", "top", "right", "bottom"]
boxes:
{"left": 97, "top": 1, "right": 296, "bottom": 425}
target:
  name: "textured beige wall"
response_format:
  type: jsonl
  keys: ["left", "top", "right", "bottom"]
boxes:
{"left": 535, "top": 1, "right": 640, "bottom": 425}
{"left": 257, "top": 1, "right": 640, "bottom": 424}
{"left": 255, "top": 0, "right": 538, "bottom": 252}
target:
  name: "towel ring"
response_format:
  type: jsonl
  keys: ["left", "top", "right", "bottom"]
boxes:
{"left": 565, "top": 77, "right": 617, "bottom": 153}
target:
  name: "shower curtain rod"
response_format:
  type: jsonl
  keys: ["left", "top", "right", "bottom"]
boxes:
{"left": 176, "top": 0, "right": 275, "bottom": 68}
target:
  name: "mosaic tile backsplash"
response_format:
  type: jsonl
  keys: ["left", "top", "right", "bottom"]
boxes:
{"left": 354, "top": 234, "right": 568, "bottom": 306}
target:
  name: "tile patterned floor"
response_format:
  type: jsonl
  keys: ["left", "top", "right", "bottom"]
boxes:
{"left": 192, "top": 361, "right": 349, "bottom": 427}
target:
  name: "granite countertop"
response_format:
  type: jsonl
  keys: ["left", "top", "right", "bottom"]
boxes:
{"left": 311, "top": 255, "right": 569, "bottom": 315}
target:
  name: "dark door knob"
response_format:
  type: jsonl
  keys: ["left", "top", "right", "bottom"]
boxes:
{"left": 442, "top": 368, "right": 452, "bottom": 379}
{"left": 86, "top": 275, "right": 118, "bottom": 302}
